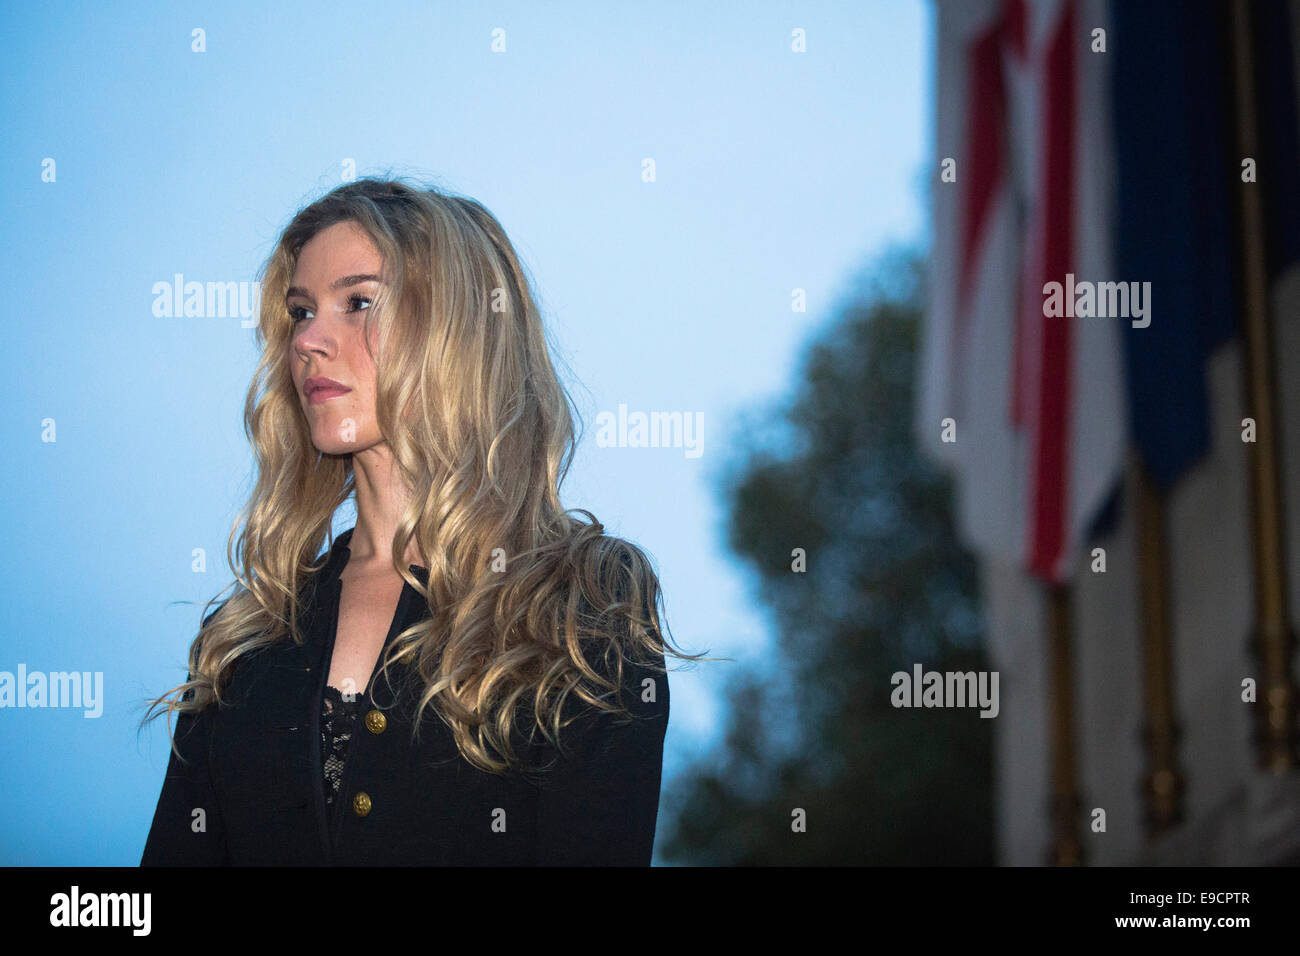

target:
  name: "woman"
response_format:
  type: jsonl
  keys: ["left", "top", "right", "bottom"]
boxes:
{"left": 139, "top": 177, "right": 703, "bottom": 865}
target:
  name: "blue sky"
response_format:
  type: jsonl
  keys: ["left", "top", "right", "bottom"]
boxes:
{"left": 0, "top": 0, "right": 931, "bottom": 863}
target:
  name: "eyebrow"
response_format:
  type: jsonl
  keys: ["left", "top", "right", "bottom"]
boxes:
{"left": 285, "top": 274, "right": 385, "bottom": 302}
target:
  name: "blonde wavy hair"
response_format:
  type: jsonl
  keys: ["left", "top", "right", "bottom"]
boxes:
{"left": 142, "top": 176, "right": 707, "bottom": 775}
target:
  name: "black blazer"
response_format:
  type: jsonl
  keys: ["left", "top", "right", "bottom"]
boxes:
{"left": 141, "top": 528, "right": 670, "bottom": 866}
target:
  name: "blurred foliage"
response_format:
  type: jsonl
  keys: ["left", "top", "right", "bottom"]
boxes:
{"left": 658, "top": 245, "right": 995, "bottom": 864}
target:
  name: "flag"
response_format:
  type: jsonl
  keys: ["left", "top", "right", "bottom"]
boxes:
{"left": 919, "top": 0, "right": 1127, "bottom": 583}
{"left": 1109, "top": 0, "right": 1238, "bottom": 493}
{"left": 1109, "top": 0, "right": 1299, "bottom": 492}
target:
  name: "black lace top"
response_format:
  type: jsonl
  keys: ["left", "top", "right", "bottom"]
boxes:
{"left": 321, "top": 684, "right": 368, "bottom": 813}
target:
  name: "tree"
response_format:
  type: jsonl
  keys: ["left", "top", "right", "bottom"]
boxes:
{"left": 658, "top": 245, "right": 994, "bottom": 864}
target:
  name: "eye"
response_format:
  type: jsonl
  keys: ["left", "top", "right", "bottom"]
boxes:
{"left": 288, "top": 294, "right": 373, "bottom": 324}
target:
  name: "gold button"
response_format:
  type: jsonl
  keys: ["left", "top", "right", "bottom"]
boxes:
{"left": 352, "top": 791, "right": 372, "bottom": 817}
{"left": 365, "top": 709, "right": 387, "bottom": 734}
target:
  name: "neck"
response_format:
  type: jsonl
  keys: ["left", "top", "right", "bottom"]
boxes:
{"left": 347, "top": 443, "right": 426, "bottom": 569}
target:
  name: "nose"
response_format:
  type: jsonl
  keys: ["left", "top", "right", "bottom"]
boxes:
{"left": 291, "top": 314, "right": 331, "bottom": 360}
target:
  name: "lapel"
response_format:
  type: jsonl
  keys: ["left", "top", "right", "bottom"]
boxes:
{"left": 251, "top": 530, "right": 352, "bottom": 730}
{"left": 304, "top": 528, "right": 352, "bottom": 862}
{"left": 304, "top": 527, "right": 432, "bottom": 701}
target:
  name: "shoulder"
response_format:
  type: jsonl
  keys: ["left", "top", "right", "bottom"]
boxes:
{"left": 565, "top": 579, "right": 669, "bottom": 728}
{"left": 571, "top": 535, "right": 659, "bottom": 619}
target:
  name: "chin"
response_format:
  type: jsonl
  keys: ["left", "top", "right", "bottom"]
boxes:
{"left": 312, "top": 421, "right": 377, "bottom": 456}
{"left": 306, "top": 424, "right": 350, "bottom": 456}
{"left": 310, "top": 438, "right": 350, "bottom": 457}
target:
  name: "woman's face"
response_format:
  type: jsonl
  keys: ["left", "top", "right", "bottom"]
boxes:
{"left": 287, "top": 221, "right": 386, "bottom": 456}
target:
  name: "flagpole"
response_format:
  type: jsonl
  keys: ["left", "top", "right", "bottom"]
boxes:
{"left": 1227, "top": 0, "right": 1299, "bottom": 772}
{"left": 1132, "top": 454, "right": 1185, "bottom": 833}
{"left": 1045, "top": 581, "right": 1083, "bottom": 865}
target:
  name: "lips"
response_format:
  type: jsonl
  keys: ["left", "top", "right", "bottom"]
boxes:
{"left": 304, "top": 376, "right": 351, "bottom": 404}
